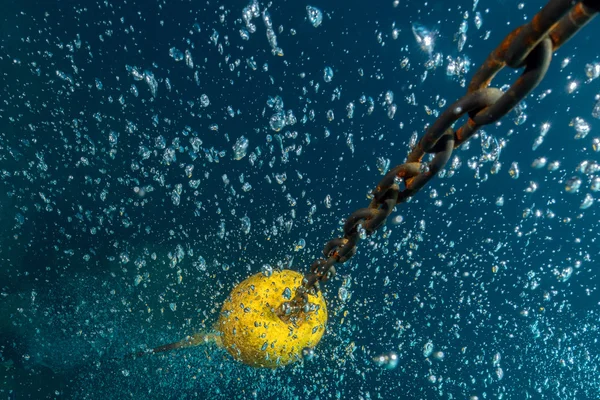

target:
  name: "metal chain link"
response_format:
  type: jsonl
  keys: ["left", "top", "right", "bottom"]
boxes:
{"left": 277, "top": 0, "right": 599, "bottom": 321}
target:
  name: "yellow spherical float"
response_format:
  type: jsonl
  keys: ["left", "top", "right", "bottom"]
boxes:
{"left": 130, "top": 269, "right": 327, "bottom": 368}
{"left": 218, "top": 269, "right": 327, "bottom": 368}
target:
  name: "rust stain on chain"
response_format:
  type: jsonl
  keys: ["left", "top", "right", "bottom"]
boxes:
{"left": 277, "top": 0, "right": 599, "bottom": 320}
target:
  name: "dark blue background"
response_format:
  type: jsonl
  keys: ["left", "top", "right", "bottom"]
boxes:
{"left": 1, "top": 0, "right": 599, "bottom": 398}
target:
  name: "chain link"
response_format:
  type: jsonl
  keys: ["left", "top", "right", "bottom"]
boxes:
{"left": 277, "top": 0, "right": 599, "bottom": 321}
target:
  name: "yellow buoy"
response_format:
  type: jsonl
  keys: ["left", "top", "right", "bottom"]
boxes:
{"left": 218, "top": 269, "right": 327, "bottom": 368}
{"left": 130, "top": 269, "right": 327, "bottom": 368}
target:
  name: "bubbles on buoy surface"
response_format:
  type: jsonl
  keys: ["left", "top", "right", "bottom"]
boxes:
{"left": 218, "top": 269, "right": 327, "bottom": 368}
{"left": 261, "top": 264, "right": 273, "bottom": 277}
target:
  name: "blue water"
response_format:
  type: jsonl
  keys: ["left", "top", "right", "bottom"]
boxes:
{"left": 1, "top": 0, "right": 599, "bottom": 398}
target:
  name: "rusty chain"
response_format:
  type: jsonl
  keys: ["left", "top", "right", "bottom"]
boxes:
{"left": 277, "top": 0, "right": 600, "bottom": 320}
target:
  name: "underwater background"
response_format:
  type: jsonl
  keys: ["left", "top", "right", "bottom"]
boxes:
{"left": 1, "top": 0, "right": 600, "bottom": 398}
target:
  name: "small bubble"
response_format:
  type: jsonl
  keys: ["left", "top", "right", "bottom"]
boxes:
{"left": 531, "top": 157, "right": 547, "bottom": 169}
{"left": 495, "top": 196, "right": 504, "bottom": 207}
{"left": 338, "top": 287, "right": 350, "bottom": 302}
{"left": 580, "top": 193, "right": 594, "bottom": 209}
{"left": 232, "top": 136, "right": 249, "bottom": 160}
{"left": 372, "top": 352, "right": 398, "bottom": 369}
{"left": 261, "top": 264, "right": 273, "bottom": 277}
{"left": 423, "top": 341, "right": 434, "bottom": 357}
{"left": 570, "top": 117, "right": 590, "bottom": 139}
{"left": 306, "top": 6, "right": 323, "bottom": 28}
{"left": 509, "top": 162, "right": 520, "bottom": 179}
{"left": 392, "top": 215, "right": 404, "bottom": 224}
{"left": 524, "top": 181, "right": 538, "bottom": 193}
{"left": 282, "top": 287, "right": 292, "bottom": 300}
{"left": 294, "top": 239, "right": 306, "bottom": 251}
{"left": 565, "top": 177, "right": 582, "bottom": 193}
{"left": 496, "top": 367, "right": 504, "bottom": 380}
{"left": 585, "top": 63, "right": 600, "bottom": 80}
{"left": 323, "top": 66, "right": 334, "bottom": 83}
{"left": 269, "top": 112, "right": 286, "bottom": 132}
{"left": 302, "top": 347, "right": 315, "bottom": 360}
{"left": 547, "top": 161, "right": 560, "bottom": 171}
{"left": 566, "top": 80, "right": 578, "bottom": 94}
